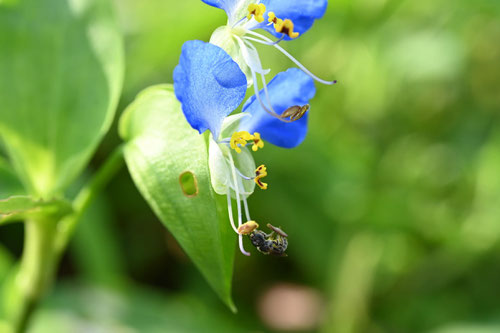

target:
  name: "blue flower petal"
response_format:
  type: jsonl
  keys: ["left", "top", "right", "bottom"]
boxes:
{"left": 259, "top": 0, "right": 327, "bottom": 40}
{"left": 174, "top": 40, "right": 247, "bottom": 138}
{"left": 201, "top": 0, "right": 230, "bottom": 11}
{"left": 201, "top": 0, "right": 249, "bottom": 24}
{"left": 239, "top": 68, "right": 315, "bottom": 148}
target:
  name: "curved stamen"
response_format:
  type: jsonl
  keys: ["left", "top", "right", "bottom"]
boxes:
{"left": 226, "top": 189, "right": 238, "bottom": 233}
{"left": 236, "top": 39, "right": 280, "bottom": 119}
{"left": 244, "top": 31, "right": 337, "bottom": 85}
{"left": 244, "top": 34, "right": 284, "bottom": 46}
{"left": 235, "top": 167, "right": 253, "bottom": 180}
{"left": 235, "top": 173, "right": 253, "bottom": 222}
{"left": 236, "top": 37, "right": 305, "bottom": 123}
{"left": 228, "top": 152, "right": 251, "bottom": 256}
{"left": 240, "top": 39, "right": 286, "bottom": 120}
{"left": 251, "top": 69, "right": 280, "bottom": 118}
{"left": 232, "top": 16, "right": 248, "bottom": 28}
{"left": 239, "top": 234, "right": 250, "bottom": 256}
{"left": 259, "top": 72, "right": 293, "bottom": 123}
{"left": 242, "top": 194, "right": 252, "bottom": 221}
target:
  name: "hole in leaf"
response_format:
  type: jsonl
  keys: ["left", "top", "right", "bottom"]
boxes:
{"left": 179, "top": 171, "right": 198, "bottom": 197}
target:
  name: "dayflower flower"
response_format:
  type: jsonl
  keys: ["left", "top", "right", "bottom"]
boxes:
{"left": 205, "top": 0, "right": 336, "bottom": 122}
{"left": 173, "top": 40, "right": 316, "bottom": 256}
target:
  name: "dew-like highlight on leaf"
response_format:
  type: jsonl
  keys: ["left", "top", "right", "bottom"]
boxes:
{"left": 179, "top": 171, "right": 199, "bottom": 197}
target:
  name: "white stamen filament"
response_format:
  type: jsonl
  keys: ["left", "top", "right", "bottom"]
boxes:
{"left": 251, "top": 69, "right": 280, "bottom": 118}
{"left": 259, "top": 72, "right": 292, "bottom": 124}
{"left": 232, "top": 16, "right": 247, "bottom": 28}
{"left": 228, "top": 152, "right": 251, "bottom": 256}
{"left": 226, "top": 189, "right": 239, "bottom": 233}
{"left": 242, "top": 194, "right": 252, "bottom": 221}
{"left": 235, "top": 166, "right": 253, "bottom": 180}
{"left": 249, "top": 34, "right": 284, "bottom": 46}
{"left": 236, "top": 36, "right": 280, "bottom": 119}
{"left": 243, "top": 30, "right": 337, "bottom": 85}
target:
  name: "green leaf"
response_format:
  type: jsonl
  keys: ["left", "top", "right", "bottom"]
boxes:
{"left": 0, "top": 157, "right": 24, "bottom": 197}
{"left": 119, "top": 85, "right": 236, "bottom": 310}
{"left": 0, "top": 195, "right": 73, "bottom": 225}
{"left": 0, "top": 0, "right": 124, "bottom": 197}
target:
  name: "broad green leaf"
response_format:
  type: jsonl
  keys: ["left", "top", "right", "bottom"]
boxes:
{"left": 0, "top": 195, "right": 72, "bottom": 225}
{"left": 0, "top": 157, "right": 24, "bottom": 197}
{"left": 119, "top": 85, "right": 236, "bottom": 310}
{"left": 0, "top": 0, "right": 124, "bottom": 197}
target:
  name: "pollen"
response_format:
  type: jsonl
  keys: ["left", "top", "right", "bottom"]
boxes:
{"left": 251, "top": 132, "right": 264, "bottom": 152}
{"left": 230, "top": 131, "right": 254, "bottom": 153}
{"left": 238, "top": 220, "right": 260, "bottom": 235}
{"left": 247, "top": 3, "right": 266, "bottom": 23}
{"left": 274, "top": 18, "right": 300, "bottom": 38}
{"left": 255, "top": 165, "right": 268, "bottom": 190}
{"left": 268, "top": 11, "right": 278, "bottom": 24}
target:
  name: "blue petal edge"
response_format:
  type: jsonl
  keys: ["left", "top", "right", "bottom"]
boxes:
{"left": 259, "top": 0, "right": 327, "bottom": 40}
{"left": 173, "top": 40, "right": 247, "bottom": 138}
{"left": 239, "top": 68, "right": 316, "bottom": 148}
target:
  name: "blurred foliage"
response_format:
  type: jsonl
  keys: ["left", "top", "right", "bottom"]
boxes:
{"left": 1, "top": 0, "right": 500, "bottom": 331}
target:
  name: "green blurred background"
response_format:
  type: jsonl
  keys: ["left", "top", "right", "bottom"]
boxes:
{"left": 2, "top": 0, "right": 500, "bottom": 331}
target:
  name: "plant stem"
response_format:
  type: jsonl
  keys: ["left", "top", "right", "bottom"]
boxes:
{"left": 13, "top": 218, "right": 57, "bottom": 333}
{"left": 11, "top": 145, "right": 125, "bottom": 332}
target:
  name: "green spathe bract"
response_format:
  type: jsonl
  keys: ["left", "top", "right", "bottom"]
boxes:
{"left": 119, "top": 85, "right": 236, "bottom": 311}
{"left": 0, "top": 195, "right": 73, "bottom": 225}
{"left": 0, "top": 0, "right": 124, "bottom": 198}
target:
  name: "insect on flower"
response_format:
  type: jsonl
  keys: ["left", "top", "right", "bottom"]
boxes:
{"left": 249, "top": 223, "right": 288, "bottom": 256}
{"left": 173, "top": 0, "right": 335, "bottom": 256}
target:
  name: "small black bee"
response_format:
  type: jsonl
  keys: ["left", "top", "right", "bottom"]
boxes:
{"left": 249, "top": 223, "right": 288, "bottom": 257}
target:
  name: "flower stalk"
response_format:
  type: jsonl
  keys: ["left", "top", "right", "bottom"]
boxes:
{"left": 12, "top": 218, "right": 58, "bottom": 333}
{"left": 8, "top": 145, "right": 125, "bottom": 332}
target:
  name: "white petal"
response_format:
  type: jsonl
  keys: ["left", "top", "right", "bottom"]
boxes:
{"left": 220, "top": 112, "right": 251, "bottom": 140}
{"left": 209, "top": 139, "right": 231, "bottom": 196}
{"left": 236, "top": 36, "right": 271, "bottom": 75}
{"left": 231, "top": 146, "right": 256, "bottom": 198}
{"left": 208, "top": 139, "right": 256, "bottom": 199}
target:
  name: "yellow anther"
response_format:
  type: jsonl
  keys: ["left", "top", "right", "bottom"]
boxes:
{"left": 230, "top": 131, "right": 254, "bottom": 153}
{"left": 255, "top": 165, "right": 268, "bottom": 190}
{"left": 275, "top": 18, "right": 300, "bottom": 38}
{"left": 251, "top": 132, "right": 264, "bottom": 152}
{"left": 238, "top": 221, "right": 259, "bottom": 235}
{"left": 268, "top": 11, "right": 278, "bottom": 24}
{"left": 247, "top": 3, "right": 266, "bottom": 23}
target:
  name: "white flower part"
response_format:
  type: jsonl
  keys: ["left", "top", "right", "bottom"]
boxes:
{"left": 230, "top": 145, "right": 256, "bottom": 198}
{"left": 208, "top": 113, "right": 256, "bottom": 199}
{"left": 209, "top": 0, "right": 269, "bottom": 88}
{"left": 219, "top": 112, "right": 251, "bottom": 139}
{"left": 209, "top": 139, "right": 231, "bottom": 195}
{"left": 209, "top": 142, "right": 256, "bottom": 199}
{"left": 210, "top": 26, "right": 253, "bottom": 87}
{"left": 235, "top": 36, "right": 270, "bottom": 75}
